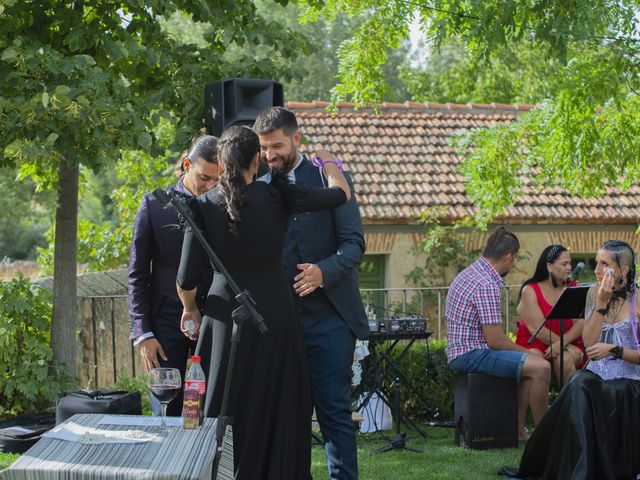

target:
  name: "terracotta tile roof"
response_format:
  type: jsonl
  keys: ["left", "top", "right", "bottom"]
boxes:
{"left": 286, "top": 101, "right": 640, "bottom": 225}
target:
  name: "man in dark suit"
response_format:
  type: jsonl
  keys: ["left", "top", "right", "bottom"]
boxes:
{"left": 255, "top": 107, "right": 369, "bottom": 480}
{"left": 128, "top": 135, "right": 218, "bottom": 416}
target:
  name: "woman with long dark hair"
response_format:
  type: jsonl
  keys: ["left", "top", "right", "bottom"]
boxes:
{"left": 583, "top": 240, "right": 640, "bottom": 378}
{"left": 175, "top": 125, "right": 350, "bottom": 479}
{"left": 508, "top": 240, "right": 640, "bottom": 479}
{"left": 515, "top": 245, "right": 585, "bottom": 388}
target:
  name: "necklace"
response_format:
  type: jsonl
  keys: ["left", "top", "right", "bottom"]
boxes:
{"left": 604, "top": 296, "right": 626, "bottom": 324}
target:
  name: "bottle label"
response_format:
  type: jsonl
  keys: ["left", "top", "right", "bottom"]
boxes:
{"left": 182, "top": 388, "right": 200, "bottom": 429}
{"left": 185, "top": 380, "right": 205, "bottom": 395}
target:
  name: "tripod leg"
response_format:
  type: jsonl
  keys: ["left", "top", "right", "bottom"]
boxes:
{"left": 400, "top": 412, "right": 428, "bottom": 439}
{"left": 374, "top": 443, "right": 396, "bottom": 453}
{"left": 374, "top": 378, "right": 422, "bottom": 454}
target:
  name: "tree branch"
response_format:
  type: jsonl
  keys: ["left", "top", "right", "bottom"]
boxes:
{"left": 397, "top": 0, "right": 480, "bottom": 20}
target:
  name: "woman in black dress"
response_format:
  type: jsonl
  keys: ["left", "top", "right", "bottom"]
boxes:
{"left": 176, "top": 125, "right": 350, "bottom": 479}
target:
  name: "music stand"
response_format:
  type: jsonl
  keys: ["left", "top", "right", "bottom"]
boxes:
{"left": 529, "top": 286, "right": 590, "bottom": 387}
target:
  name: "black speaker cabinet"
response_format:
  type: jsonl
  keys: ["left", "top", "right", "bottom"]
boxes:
{"left": 454, "top": 373, "right": 518, "bottom": 449}
{"left": 204, "top": 78, "right": 284, "bottom": 137}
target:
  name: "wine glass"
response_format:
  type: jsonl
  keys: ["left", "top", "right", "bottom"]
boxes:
{"left": 148, "top": 368, "right": 181, "bottom": 432}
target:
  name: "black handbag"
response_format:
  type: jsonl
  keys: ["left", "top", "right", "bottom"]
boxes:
{"left": 55, "top": 390, "right": 142, "bottom": 424}
{"left": 0, "top": 412, "right": 56, "bottom": 453}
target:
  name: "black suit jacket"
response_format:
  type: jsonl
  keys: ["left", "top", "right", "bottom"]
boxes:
{"left": 127, "top": 178, "right": 212, "bottom": 340}
{"left": 261, "top": 158, "right": 369, "bottom": 339}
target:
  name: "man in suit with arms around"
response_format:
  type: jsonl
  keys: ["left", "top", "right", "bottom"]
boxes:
{"left": 128, "top": 135, "right": 219, "bottom": 416}
{"left": 255, "top": 107, "right": 369, "bottom": 480}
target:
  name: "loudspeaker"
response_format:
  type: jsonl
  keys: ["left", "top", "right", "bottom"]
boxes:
{"left": 454, "top": 373, "right": 518, "bottom": 449}
{"left": 204, "top": 78, "right": 284, "bottom": 137}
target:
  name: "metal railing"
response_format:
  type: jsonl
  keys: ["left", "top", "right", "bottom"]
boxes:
{"left": 360, "top": 285, "right": 522, "bottom": 340}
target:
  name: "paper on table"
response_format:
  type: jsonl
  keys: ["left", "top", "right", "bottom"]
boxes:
{"left": 42, "top": 422, "right": 159, "bottom": 444}
{"left": 97, "top": 416, "right": 184, "bottom": 427}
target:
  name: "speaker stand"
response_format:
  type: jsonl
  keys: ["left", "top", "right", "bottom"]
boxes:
{"left": 375, "top": 377, "right": 422, "bottom": 453}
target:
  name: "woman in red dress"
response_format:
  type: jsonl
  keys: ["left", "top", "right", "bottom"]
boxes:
{"left": 515, "top": 244, "right": 585, "bottom": 387}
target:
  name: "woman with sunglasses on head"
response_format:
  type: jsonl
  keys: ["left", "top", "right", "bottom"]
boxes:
{"left": 582, "top": 240, "right": 640, "bottom": 379}
{"left": 508, "top": 240, "right": 640, "bottom": 480}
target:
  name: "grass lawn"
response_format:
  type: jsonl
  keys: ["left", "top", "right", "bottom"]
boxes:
{"left": 312, "top": 426, "right": 524, "bottom": 479}
{"left": 0, "top": 452, "right": 19, "bottom": 470}
{"left": 1, "top": 426, "right": 524, "bottom": 478}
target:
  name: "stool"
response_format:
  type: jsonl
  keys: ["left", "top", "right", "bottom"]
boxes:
{"left": 454, "top": 373, "right": 518, "bottom": 449}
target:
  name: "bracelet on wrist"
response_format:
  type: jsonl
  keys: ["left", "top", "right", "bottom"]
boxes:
{"left": 311, "top": 156, "right": 344, "bottom": 172}
{"left": 610, "top": 345, "right": 624, "bottom": 359}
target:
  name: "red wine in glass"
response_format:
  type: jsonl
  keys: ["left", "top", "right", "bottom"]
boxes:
{"left": 148, "top": 368, "right": 181, "bottom": 431}
{"left": 149, "top": 385, "right": 180, "bottom": 404}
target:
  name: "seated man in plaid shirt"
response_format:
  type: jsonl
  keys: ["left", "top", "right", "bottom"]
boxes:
{"left": 446, "top": 227, "right": 551, "bottom": 440}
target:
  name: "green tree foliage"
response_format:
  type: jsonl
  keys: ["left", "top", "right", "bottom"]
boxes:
{"left": 301, "top": 0, "right": 413, "bottom": 106}
{"left": 300, "top": 0, "right": 640, "bottom": 226}
{"left": 401, "top": 39, "right": 563, "bottom": 105}
{"left": 0, "top": 276, "right": 71, "bottom": 416}
{"left": 457, "top": 43, "right": 640, "bottom": 226}
{"left": 37, "top": 120, "right": 179, "bottom": 274}
{"left": 259, "top": 1, "right": 410, "bottom": 102}
{"left": 0, "top": 0, "right": 305, "bottom": 376}
{"left": 34, "top": 2, "right": 411, "bottom": 278}
{"left": 405, "top": 207, "right": 478, "bottom": 287}
{"left": 0, "top": 169, "right": 54, "bottom": 260}
{"left": 0, "top": 0, "right": 305, "bottom": 177}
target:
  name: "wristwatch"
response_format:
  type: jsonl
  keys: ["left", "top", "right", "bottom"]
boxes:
{"left": 610, "top": 345, "right": 624, "bottom": 359}
{"left": 596, "top": 307, "right": 609, "bottom": 316}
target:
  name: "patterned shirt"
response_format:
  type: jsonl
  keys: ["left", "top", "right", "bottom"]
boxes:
{"left": 445, "top": 257, "right": 504, "bottom": 362}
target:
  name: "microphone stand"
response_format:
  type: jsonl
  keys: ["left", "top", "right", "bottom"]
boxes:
{"left": 528, "top": 278, "right": 576, "bottom": 388}
{"left": 528, "top": 311, "right": 567, "bottom": 388}
{"left": 153, "top": 189, "right": 267, "bottom": 479}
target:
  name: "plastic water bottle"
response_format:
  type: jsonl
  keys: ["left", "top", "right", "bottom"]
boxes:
{"left": 184, "top": 355, "right": 206, "bottom": 427}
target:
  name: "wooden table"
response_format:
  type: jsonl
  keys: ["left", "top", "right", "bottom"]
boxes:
{"left": 0, "top": 414, "right": 233, "bottom": 480}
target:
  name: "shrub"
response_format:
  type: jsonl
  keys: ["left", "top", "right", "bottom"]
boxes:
{"left": 393, "top": 339, "right": 455, "bottom": 422}
{"left": 110, "top": 370, "right": 152, "bottom": 415}
{"left": 0, "top": 276, "right": 71, "bottom": 417}
{"left": 357, "top": 339, "right": 455, "bottom": 423}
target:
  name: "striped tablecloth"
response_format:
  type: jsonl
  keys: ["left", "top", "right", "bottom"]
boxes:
{"left": 0, "top": 414, "right": 230, "bottom": 480}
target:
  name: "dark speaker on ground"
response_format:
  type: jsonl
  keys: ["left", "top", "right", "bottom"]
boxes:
{"left": 454, "top": 373, "right": 518, "bottom": 449}
{"left": 204, "top": 78, "right": 284, "bottom": 137}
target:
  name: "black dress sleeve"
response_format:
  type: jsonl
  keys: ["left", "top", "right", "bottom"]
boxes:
{"left": 270, "top": 168, "right": 347, "bottom": 214}
{"left": 176, "top": 198, "right": 207, "bottom": 291}
{"left": 177, "top": 228, "right": 207, "bottom": 291}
